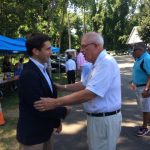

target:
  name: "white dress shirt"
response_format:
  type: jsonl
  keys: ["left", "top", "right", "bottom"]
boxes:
{"left": 30, "top": 58, "right": 53, "bottom": 92}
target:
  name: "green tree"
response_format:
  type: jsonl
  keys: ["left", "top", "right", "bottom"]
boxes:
{"left": 138, "top": 0, "right": 150, "bottom": 43}
{"left": 0, "top": 0, "right": 145, "bottom": 53}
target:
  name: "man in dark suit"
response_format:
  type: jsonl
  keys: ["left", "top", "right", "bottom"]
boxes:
{"left": 16, "top": 33, "right": 69, "bottom": 150}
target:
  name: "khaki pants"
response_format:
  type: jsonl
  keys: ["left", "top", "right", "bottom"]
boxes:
{"left": 135, "top": 86, "right": 150, "bottom": 112}
{"left": 87, "top": 112, "right": 122, "bottom": 150}
{"left": 19, "top": 136, "right": 53, "bottom": 150}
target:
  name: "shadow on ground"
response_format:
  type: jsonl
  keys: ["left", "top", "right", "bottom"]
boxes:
{"left": 54, "top": 105, "right": 88, "bottom": 150}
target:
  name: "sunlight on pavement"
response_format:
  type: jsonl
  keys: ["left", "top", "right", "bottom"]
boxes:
{"left": 122, "top": 122, "right": 139, "bottom": 127}
{"left": 76, "top": 109, "right": 84, "bottom": 112}
{"left": 118, "top": 63, "right": 133, "bottom": 68}
{"left": 118, "top": 137, "right": 129, "bottom": 145}
{"left": 61, "top": 121, "right": 86, "bottom": 134}
{"left": 122, "top": 119, "right": 143, "bottom": 127}
{"left": 122, "top": 100, "right": 137, "bottom": 105}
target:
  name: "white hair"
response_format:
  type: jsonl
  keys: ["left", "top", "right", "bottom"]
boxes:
{"left": 95, "top": 33, "right": 104, "bottom": 46}
{"left": 82, "top": 32, "right": 104, "bottom": 47}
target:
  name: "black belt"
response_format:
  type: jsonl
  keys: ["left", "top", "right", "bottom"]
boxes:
{"left": 136, "top": 84, "right": 146, "bottom": 87}
{"left": 87, "top": 109, "right": 120, "bottom": 117}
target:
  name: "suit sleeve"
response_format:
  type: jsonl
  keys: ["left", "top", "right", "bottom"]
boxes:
{"left": 19, "top": 70, "right": 67, "bottom": 120}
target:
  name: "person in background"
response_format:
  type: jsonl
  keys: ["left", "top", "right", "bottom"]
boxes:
{"left": 13, "top": 58, "right": 24, "bottom": 89}
{"left": 16, "top": 33, "right": 69, "bottom": 150}
{"left": 14, "top": 63, "right": 22, "bottom": 79}
{"left": 130, "top": 43, "right": 150, "bottom": 136}
{"left": 76, "top": 48, "right": 86, "bottom": 79}
{"left": 18, "top": 57, "right": 24, "bottom": 71}
{"left": 47, "top": 57, "right": 52, "bottom": 77}
{"left": 34, "top": 32, "right": 122, "bottom": 150}
{"left": 14, "top": 57, "right": 24, "bottom": 79}
{"left": 2, "top": 56, "right": 12, "bottom": 80}
{"left": 13, "top": 62, "right": 23, "bottom": 90}
{"left": 65, "top": 54, "right": 76, "bottom": 84}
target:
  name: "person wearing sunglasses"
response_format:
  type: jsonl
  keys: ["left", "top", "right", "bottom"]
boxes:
{"left": 130, "top": 43, "right": 150, "bottom": 136}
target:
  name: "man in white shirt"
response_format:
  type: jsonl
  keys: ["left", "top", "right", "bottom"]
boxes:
{"left": 34, "top": 32, "right": 122, "bottom": 150}
{"left": 65, "top": 54, "right": 76, "bottom": 84}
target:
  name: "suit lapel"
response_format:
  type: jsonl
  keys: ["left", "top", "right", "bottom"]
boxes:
{"left": 46, "top": 69, "right": 57, "bottom": 97}
{"left": 28, "top": 60, "right": 53, "bottom": 94}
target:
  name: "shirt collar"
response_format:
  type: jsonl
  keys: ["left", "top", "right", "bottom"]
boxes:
{"left": 137, "top": 51, "right": 149, "bottom": 61}
{"left": 93, "top": 49, "right": 107, "bottom": 66}
{"left": 30, "top": 57, "right": 47, "bottom": 71}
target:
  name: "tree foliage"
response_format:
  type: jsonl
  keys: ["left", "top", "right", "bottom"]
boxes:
{"left": 0, "top": 0, "right": 149, "bottom": 52}
{"left": 138, "top": 0, "right": 150, "bottom": 43}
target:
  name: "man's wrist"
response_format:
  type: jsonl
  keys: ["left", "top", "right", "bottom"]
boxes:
{"left": 65, "top": 84, "right": 67, "bottom": 89}
{"left": 144, "top": 87, "right": 149, "bottom": 91}
{"left": 56, "top": 99, "right": 61, "bottom": 107}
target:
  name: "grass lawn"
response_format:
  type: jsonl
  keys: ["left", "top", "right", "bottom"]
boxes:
{"left": 0, "top": 73, "right": 68, "bottom": 150}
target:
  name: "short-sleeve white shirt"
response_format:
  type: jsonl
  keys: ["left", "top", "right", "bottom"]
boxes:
{"left": 65, "top": 59, "right": 76, "bottom": 72}
{"left": 30, "top": 57, "right": 53, "bottom": 92}
{"left": 82, "top": 50, "right": 121, "bottom": 113}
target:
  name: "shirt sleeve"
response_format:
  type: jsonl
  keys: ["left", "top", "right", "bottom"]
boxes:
{"left": 144, "top": 57, "right": 150, "bottom": 75}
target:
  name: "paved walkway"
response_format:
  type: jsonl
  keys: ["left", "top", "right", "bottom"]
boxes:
{"left": 53, "top": 55, "right": 150, "bottom": 150}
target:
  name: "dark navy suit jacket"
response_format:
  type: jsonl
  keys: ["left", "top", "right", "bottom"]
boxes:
{"left": 16, "top": 60, "right": 67, "bottom": 145}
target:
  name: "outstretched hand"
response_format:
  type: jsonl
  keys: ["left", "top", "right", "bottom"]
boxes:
{"left": 34, "top": 97, "right": 57, "bottom": 111}
{"left": 54, "top": 123, "right": 62, "bottom": 134}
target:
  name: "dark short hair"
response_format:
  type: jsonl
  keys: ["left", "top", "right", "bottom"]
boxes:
{"left": 77, "top": 48, "right": 80, "bottom": 53}
{"left": 19, "top": 57, "right": 24, "bottom": 63}
{"left": 133, "top": 43, "right": 146, "bottom": 51}
{"left": 67, "top": 54, "right": 72, "bottom": 59}
{"left": 26, "top": 33, "right": 51, "bottom": 56}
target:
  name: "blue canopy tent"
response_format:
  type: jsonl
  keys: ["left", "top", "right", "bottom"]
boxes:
{"left": 0, "top": 35, "right": 60, "bottom": 53}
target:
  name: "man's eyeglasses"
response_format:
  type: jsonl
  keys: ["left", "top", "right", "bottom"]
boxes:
{"left": 81, "top": 43, "right": 96, "bottom": 50}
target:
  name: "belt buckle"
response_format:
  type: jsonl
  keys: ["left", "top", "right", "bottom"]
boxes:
{"left": 115, "top": 109, "right": 120, "bottom": 114}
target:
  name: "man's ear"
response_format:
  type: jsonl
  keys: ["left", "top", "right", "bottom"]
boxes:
{"left": 32, "top": 48, "right": 39, "bottom": 56}
{"left": 98, "top": 44, "right": 103, "bottom": 49}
